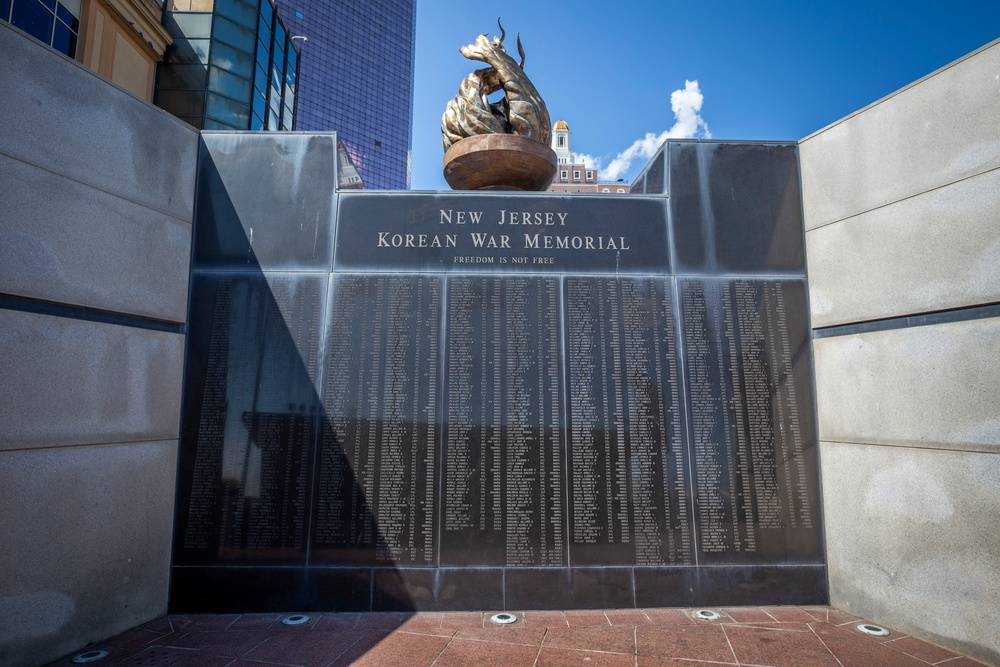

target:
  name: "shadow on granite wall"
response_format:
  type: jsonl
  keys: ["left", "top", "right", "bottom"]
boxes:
{"left": 171, "top": 135, "right": 420, "bottom": 613}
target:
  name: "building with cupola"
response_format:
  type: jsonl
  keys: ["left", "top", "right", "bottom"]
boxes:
{"left": 547, "top": 119, "right": 630, "bottom": 193}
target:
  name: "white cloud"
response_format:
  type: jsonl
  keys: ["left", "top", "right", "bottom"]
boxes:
{"left": 602, "top": 80, "right": 710, "bottom": 181}
{"left": 571, "top": 152, "right": 602, "bottom": 170}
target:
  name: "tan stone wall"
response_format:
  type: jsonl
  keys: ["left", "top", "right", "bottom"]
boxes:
{"left": 800, "top": 38, "right": 1000, "bottom": 666}
{"left": 0, "top": 23, "right": 197, "bottom": 667}
{"left": 77, "top": 0, "right": 170, "bottom": 100}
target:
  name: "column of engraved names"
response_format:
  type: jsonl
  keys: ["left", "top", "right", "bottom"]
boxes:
{"left": 733, "top": 281, "right": 781, "bottom": 536}
{"left": 504, "top": 277, "right": 563, "bottom": 566}
{"left": 181, "top": 277, "right": 320, "bottom": 559}
{"left": 772, "top": 283, "right": 813, "bottom": 529}
{"left": 443, "top": 278, "right": 501, "bottom": 544}
{"left": 620, "top": 279, "right": 691, "bottom": 565}
{"left": 566, "top": 279, "right": 600, "bottom": 547}
{"left": 216, "top": 280, "right": 266, "bottom": 554}
{"left": 233, "top": 278, "right": 317, "bottom": 553}
{"left": 566, "top": 277, "right": 692, "bottom": 565}
{"left": 681, "top": 280, "right": 736, "bottom": 554}
{"left": 314, "top": 275, "right": 439, "bottom": 564}
{"left": 314, "top": 275, "right": 367, "bottom": 554}
{"left": 722, "top": 281, "right": 757, "bottom": 552}
{"left": 181, "top": 281, "right": 233, "bottom": 554}
{"left": 442, "top": 276, "right": 565, "bottom": 566}
{"left": 566, "top": 278, "right": 621, "bottom": 554}
{"left": 373, "top": 277, "right": 439, "bottom": 562}
{"left": 734, "top": 281, "right": 813, "bottom": 534}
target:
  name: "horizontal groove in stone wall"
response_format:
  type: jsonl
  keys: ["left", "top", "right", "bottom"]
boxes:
{"left": 812, "top": 302, "right": 1000, "bottom": 339}
{"left": 0, "top": 293, "right": 186, "bottom": 334}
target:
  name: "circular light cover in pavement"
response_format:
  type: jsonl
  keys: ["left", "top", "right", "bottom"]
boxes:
{"left": 490, "top": 612, "right": 518, "bottom": 625}
{"left": 857, "top": 623, "right": 890, "bottom": 637}
{"left": 71, "top": 649, "right": 111, "bottom": 664}
{"left": 281, "top": 614, "right": 311, "bottom": 626}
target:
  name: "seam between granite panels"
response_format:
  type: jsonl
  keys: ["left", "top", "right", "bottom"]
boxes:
{"left": 0, "top": 147, "right": 196, "bottom": 226}
{"left": 0, "top": 296, "right": 188, "bottom": 332}
{"left": 818, "top": 440, "right": 1000, "bottom": 456}
{"left": 811, "top": 301, "right": 1000, "bottom": 339}
{"left": 803, "top": 163, "right": 1000, "bottom": 233}
{"left": 0, "top": 438, "right": 180, "bottom": 454}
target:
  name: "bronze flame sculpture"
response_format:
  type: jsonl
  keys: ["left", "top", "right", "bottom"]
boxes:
{"left": 441, "top": 20, "right": 556, "bottom": 190}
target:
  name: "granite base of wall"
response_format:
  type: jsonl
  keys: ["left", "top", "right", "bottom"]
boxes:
{"left": 0, "top": 441, "right": 179, "bottom": 666}
{"left": 820, "top": 441, "right": 1000, "bottom": 666}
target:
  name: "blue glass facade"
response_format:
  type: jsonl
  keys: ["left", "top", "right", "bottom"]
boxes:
{"left": 157, "top": 0, "right": 298, "bottom": 132}
{"left": 275, "top": 0, "right": 416, "bottom": 189}
{"left": 1, "top": 0, "right": 80, "bottom": 58}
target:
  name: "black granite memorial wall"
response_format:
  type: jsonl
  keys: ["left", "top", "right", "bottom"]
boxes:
{"left": 171, "top": 134, "right": 826, "bottom": 612}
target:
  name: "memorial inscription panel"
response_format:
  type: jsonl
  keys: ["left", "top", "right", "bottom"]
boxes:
{"left": 175, "top": 273, "right": 324, "bottom": 564}
{"left": 311, "top": 275, "right": 441, "bottom": 566}
{"left": 173, "top": 137, "right": 825, "bottom": 611}
{"left": 334, "top": 193, "right": 669, "bottom": 274}
{"left": 441, "top": 275, "right": 566, "bottom": 567}
{"left": 565, "top": 277, "right": 693, "bottom": 566}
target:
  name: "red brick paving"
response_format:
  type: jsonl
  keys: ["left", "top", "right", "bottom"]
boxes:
{"left": 46, "top": 606, "right": 993, "bottom": 667}
{"left": 635, "top": 624, "right": 736, "bottom": 663}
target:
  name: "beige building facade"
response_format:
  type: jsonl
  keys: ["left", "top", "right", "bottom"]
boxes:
{"left": 1, "top": 0, "right": 170, "bottom": 100}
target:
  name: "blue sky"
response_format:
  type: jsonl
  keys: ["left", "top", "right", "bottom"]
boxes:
{"left": 409, "top": 0, "right": 999, "bottom": 190}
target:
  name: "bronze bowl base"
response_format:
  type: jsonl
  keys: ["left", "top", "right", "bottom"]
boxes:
{"left": 443, "top": 134, "right": 557, "bottom": 191}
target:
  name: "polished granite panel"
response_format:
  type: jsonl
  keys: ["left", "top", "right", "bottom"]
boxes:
{"left": 642, "top": 147, "right": 666, "bottom": 195}
{"left": 689, "top": 566, "right": 829, "bottom": 606}
{"left": 170, "top": 567, "right": 313, "bottom": 612}
{"left": 193, "top": 133, "right": 338, "bottom": 271}
{"left": 669, "top": 142, "right": 805, "bottom": 275}
{"left": 564, "top": 277, "right": 693, "bottom": 567}
{"left": 631, "top": 566, "right": 828, "bottom": 608}
{"left": 504, "top": 568, "right": 635, "bottom": 610}
{"left": 311, "top": 274, "right": 442, "bottom": 567}
{"left": 372, "top": 568, "right": 504, "bottom": 612}
{"left": 0, "top": 22, "right": 198, "bottom": 222}
{"left": 1, "top": 440, "right": 178, "bottom": 666}
{"left": 631, "top": 568, "right": 699, "bottom": 608}
{"left": 305, "top": 569, "right": 375, "bottom": 612}
{"left": 173, "top": 140, "right": 821, "bottom": 612}
{"left": 439, "top": 276, "right": 566, "bottom": 568}
{"left": 678, "top": 278, "right": 822, "bottom": 565}
{"left": 174, "top": 272, "right": 326, "bottom": 565}
{"left": 0, "top": 153, "right": 192, "bottom": 323}
{"left": 0, "top": 309, "right": 185, "bottom": 451}
{"left": 334, "top": 192, "right": 669, "bottom": 274}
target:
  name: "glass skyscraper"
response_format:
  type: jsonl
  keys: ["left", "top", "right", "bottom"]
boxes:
{"left": 274, "top": 0, "right": 416, "bottom": 189}
{"left": 157, "top": 0, "right": 299, "bottom": 132}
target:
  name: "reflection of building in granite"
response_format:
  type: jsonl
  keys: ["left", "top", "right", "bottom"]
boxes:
{"left": 155, "top": 0, "right": 301, "bottom": 131}
{"left": 1, "top": 0, "right": 171, "bottom": 100}
{"left": 274, "top": 0, "right": 416, "bottom": 190}
{"left": 337, "top": 139, "right": 364, "bottom": 189}
{"left": 547, "top": 119, "right": 630, "bottom": 194}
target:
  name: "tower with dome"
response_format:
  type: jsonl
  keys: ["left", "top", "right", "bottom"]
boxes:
{"left": 547, "top": 119, "right": 630, "bottom": 193}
